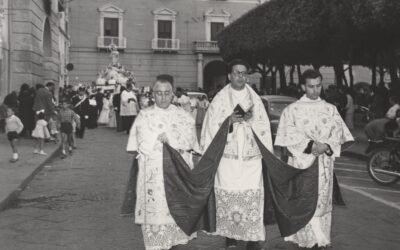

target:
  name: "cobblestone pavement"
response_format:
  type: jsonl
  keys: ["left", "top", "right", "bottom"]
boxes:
{"left": 0, "top": 127, "right": 399, "bottom": 250}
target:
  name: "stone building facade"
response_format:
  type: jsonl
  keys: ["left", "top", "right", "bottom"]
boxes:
{"left": 68, "top": 0, "right": 267, "bottom": 92}
{"left": 0, "top": 0, "right": 69, "bottom": 99}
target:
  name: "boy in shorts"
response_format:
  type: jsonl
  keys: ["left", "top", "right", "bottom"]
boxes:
{"left": 58, "top": 99, "right": 80, "bottom": 158}
{"left": 5, "top": 107, "right": 24, "bottom": 162}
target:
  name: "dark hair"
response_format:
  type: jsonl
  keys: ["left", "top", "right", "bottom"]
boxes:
{"left": 46, "top": 81, "right": 55, "bottom": 87}
{"left": 301, "top": 69, "right": 323, "bottom": 84}
{"left": 36, "top": 83, "right": 45, "bottom": 90}
{"left": 60, "top": 98, "right": 70, "bottom": 105}
{"left": 156, "top": 74, "right": 174, "bottom": 85}
{"left": 228, "top": 59, "right": 250, "bottom": 73}
{"left": 20, "top": 83, "right": 30, "bottom": 92}
{"left": 37, "top": 112, "right": 45, "bottom": 120}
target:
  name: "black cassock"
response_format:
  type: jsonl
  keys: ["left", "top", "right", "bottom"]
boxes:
{"left": 121, "top": 118, "right": 344, "bottom": 237}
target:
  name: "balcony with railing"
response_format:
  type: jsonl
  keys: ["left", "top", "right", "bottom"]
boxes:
{"left": 152, "top": 38, "right": 180, "bottom": 51}
{"left": 194, "top": 41, "right": 220, "bottom": 53}
{"left": 97, "top": 36, "right": 127, "bottom": 49}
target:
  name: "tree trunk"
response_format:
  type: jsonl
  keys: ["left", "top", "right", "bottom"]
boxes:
{"left": 333, "top": 64, "right": 344, "bottom": 86}
{"left": 296, "top": 65, "right": 302, "bottom": 85}
{"left": 278, "top": 64, "right": 286, "bottom": 91}
{"left": 271, "top": 66, "right": 277, "bottom": 95}
{"left": 378, "top": 66, "right": 385, "bottom": 84}
{"left": 312, "top": 64, "right": 321, "bottom": 70}
{"left": 349, "top": 64, "right": 354, "bottom": 89}
{"left": 389, "top": 66, "right": 399, "bottom": 82}
{"left": 289, "top": 65, "right": 295, "bottom": 83}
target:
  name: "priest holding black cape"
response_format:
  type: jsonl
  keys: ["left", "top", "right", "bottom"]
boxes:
{"left": 122, "top": 62, "right": 346, "bottom": 250}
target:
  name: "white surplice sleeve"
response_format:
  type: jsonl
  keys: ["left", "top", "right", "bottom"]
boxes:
{"left": 275, "top": 106, "right": 316, "bottom": 169}
{"left": 319, "top": 107, "right": 354, "bottom": 157}
{"left": 126, "top": 112, "right": 140, "bottom": 152}
{"left": 200, "top": 98, "right": 224, "bottom": 153}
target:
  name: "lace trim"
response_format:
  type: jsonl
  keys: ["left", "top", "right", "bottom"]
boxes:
{"left": 214, "top": 188, "right": 265, "bottom": 241}
{"left": 141, "top": 224, "right": 196, "bottom": 250}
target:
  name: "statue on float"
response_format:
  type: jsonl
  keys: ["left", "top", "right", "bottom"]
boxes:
{"left": 96, "top": 43, "right": 135, "bottom": 91}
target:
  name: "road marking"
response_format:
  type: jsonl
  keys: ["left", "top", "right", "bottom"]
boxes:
{"left": 342, "top": 185, "right": 400, "bottom": 194}
{"left": 337, "top": 175, "right": 400, "bottom": 188}
{"left": 340, "top": 183, "right": 400, "bottom": 211}
{"left": 335, "top": 167, "right": 367, "bottom": 173}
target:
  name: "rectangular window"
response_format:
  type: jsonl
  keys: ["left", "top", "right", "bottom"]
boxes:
{"left": 158, "top": 20, "right": 172, "bottom": 39}
{"left": 104, "top": 17, "right": 119, "bottom": 37}
{"left": 210, "top": 22, "right": 224, "bottom": 41}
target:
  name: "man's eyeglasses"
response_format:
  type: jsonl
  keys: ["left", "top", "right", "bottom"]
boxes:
{"left": 232, "top": 71, "right": 248, "bottom": 78}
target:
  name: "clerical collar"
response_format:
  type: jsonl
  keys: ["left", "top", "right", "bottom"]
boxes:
{"left": 154, "top": 104, "right": 173, "bottom": 111}
{"left": 299, "top": 95, "right": 321, "bottom": 103}
{"left": 230, "top": 85, "right": 246, "bottom": 93}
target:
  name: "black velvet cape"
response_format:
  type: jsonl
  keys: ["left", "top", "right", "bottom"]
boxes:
{"left": 121, "top": 117, "right": 344, "bottom": 237}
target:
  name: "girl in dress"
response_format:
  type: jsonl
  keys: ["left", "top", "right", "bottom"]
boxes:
{"left": 32, "top": 112, "right": 50, "bottom": 155}
{"left": 98, "top": 94, "right": 111, "bottom": 125}
{"left": 108, "top": 93, "right": 117, "bottom": 128}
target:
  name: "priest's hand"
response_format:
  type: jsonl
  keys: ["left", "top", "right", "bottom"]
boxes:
{"left": 313, "top": 141, "right": 329, "bottom": 156}
{"left": 243, "top": 110, "right": 253, "bottom": 121}
{"left": 230, "top": 113, "right": 245, "bottom": 124}
{"left": 157, "top": 132, "right": 169, "bottom": 144}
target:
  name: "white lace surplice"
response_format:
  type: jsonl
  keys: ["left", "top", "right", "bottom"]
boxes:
{"left": 126, "top": 105, "right": 198, "bottom": 250}
{"left": 201, "top": 84, "right": 273, "bottom": 241}
{"left": 275, "top": 96, "right": 354, "bottom": 248}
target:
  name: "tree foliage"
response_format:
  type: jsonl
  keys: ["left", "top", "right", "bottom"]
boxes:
{"left": 218, "top": 0, "right": 400, "bottom": 69}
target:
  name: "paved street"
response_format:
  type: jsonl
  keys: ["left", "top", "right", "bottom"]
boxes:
{"left": 0, "top": 127, "right": 399, "bottom": 250}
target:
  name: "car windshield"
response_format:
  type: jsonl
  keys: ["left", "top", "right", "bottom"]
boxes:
{"left": 269, "top": 101, "right": 292, "bottom": 117}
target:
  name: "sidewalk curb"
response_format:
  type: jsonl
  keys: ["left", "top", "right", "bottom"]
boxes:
{"left": 0, "top": 145, "right": 61, "bottom": 211}
{"left": 342, "top": 150, "right": 368, "bottom": 161}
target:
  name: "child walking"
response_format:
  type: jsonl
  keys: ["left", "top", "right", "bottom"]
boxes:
{"left": 58, "top": 99, "right": 80, "bottom": 158}
{"left": 5, "top": 107, "right": 24, "bottom": 163}
{"left": 32, "top": 112, "right": 50, "bottom": 155}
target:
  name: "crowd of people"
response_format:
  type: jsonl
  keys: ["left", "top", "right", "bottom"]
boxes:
{"left": 1, "top": 60, "right": 399, "bottom": 250}
{"left": 0, "top": 77, "right": 211, "bottom": 163}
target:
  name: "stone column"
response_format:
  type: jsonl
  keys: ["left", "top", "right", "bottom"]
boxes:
{"left": 197, "top": 53, "right": 203, "bottom": 89}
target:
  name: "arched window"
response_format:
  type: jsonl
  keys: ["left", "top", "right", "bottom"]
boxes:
{"left": 43, "top": 18, "right": 52, "bottom": 56}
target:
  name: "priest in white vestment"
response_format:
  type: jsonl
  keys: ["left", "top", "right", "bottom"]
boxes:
{"left": 275, "top": 69, "right": 354, "bottom": 249}
{"left": 200, "top": 59, "right": 273, "bottom": 250}
{"left": 127, "top": 75, "right": 199, "bottom": 250}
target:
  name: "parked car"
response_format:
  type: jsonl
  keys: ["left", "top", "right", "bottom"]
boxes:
{"left": 260, "top": 95, "right": 297, "bottom": 139}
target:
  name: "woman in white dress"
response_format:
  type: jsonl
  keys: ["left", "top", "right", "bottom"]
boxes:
{"left": 97, "top": 95, "right": 110, "bottom": 125}
{"left": 108, "top": 94, "right": 117, "bottom": 128}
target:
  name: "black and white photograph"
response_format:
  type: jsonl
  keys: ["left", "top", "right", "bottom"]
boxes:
{"left": 0, "top": 0, "right": 399, "bottom": 250}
